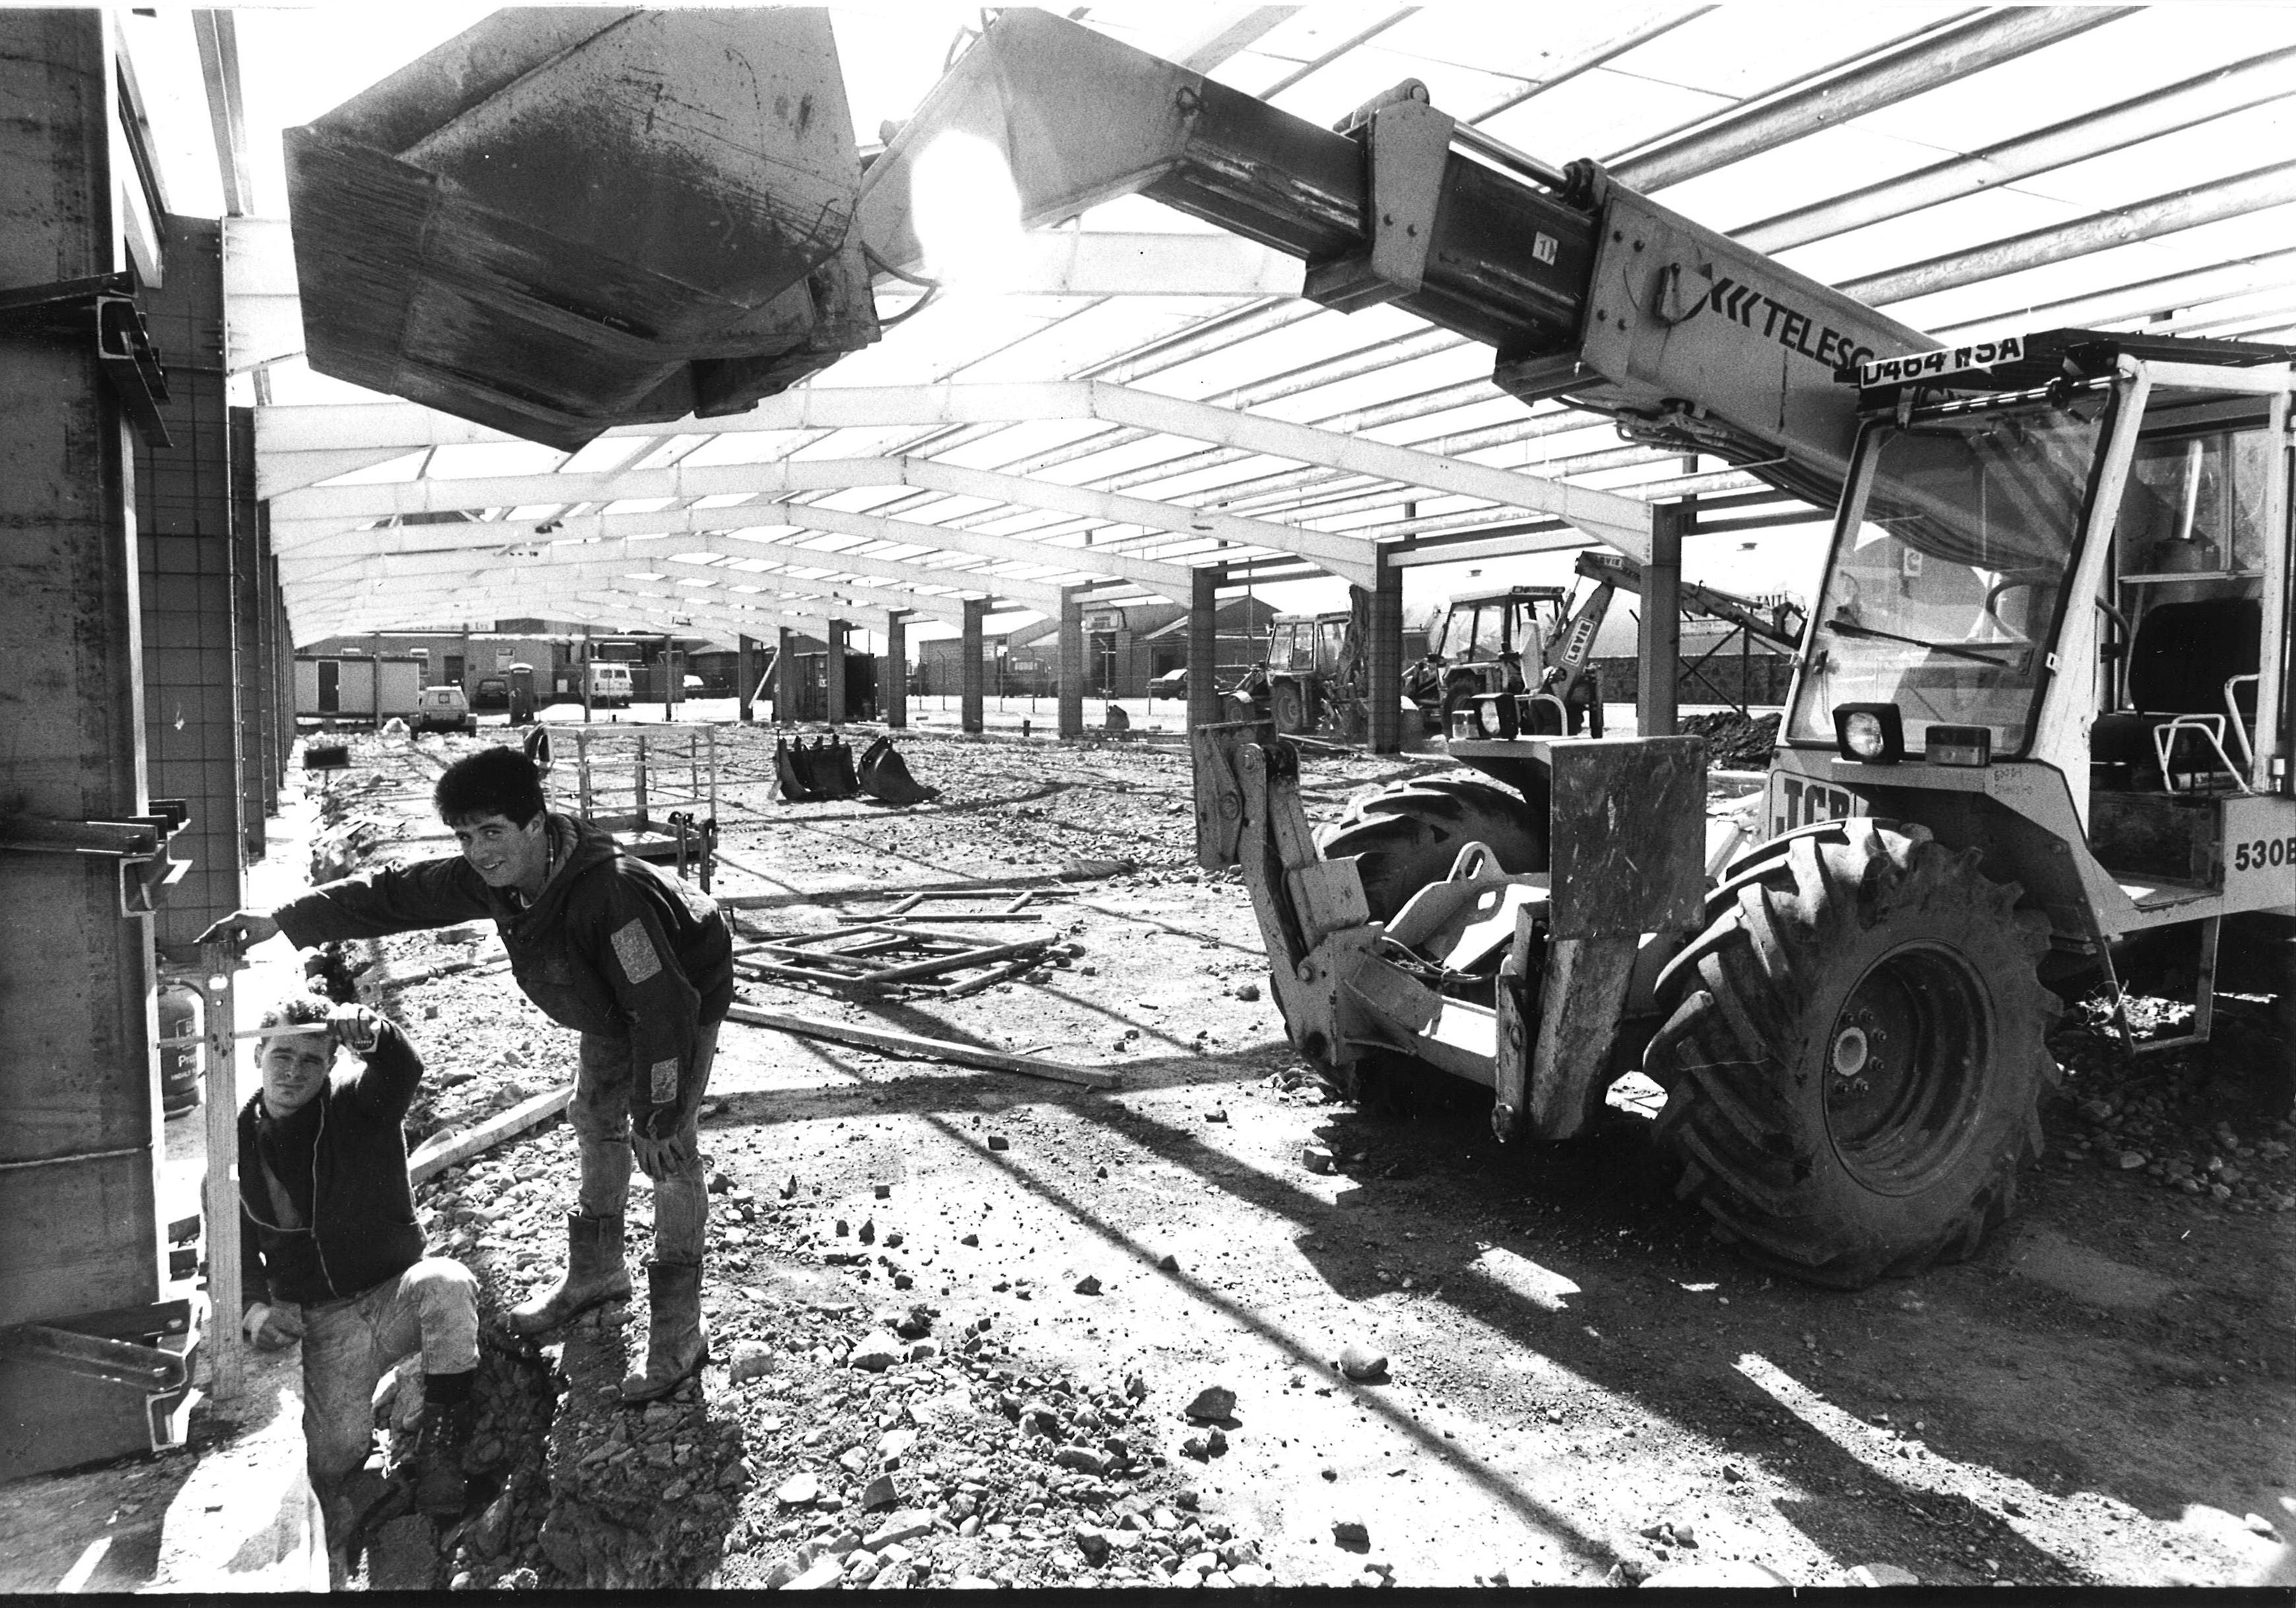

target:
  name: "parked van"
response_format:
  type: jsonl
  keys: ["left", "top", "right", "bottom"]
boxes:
{"left": 587, "top": 662, "right": 634, "bottom": 707}
{"left": 412, "top": 684, "right": 476, "bottom": 733}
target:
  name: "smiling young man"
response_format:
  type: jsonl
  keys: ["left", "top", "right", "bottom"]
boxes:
{"left": 201, "top": 745, "right": 733, "bottom": 1403}
{"left": 237, "top": 995, "right": 479, "bottom": 1534}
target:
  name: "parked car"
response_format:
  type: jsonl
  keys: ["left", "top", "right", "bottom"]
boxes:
{"left": 472, "top": 676, "right": 510, "bottom": 712}
{"left": 412, "top": 684, "right": 476, "bottom": 733}
{"left": 1148, "top": 665, "right": 1187, "bottom": 699}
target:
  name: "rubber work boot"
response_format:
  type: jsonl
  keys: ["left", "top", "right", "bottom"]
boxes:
{"left": 617, "top": 1261, "right": 707, "bottom": 1404}
{"left": 412, "top": 1396, "right": 476, "bottom": 1516}
{"left": 507, "top": 1212, "right": 632, "bottom": 1336}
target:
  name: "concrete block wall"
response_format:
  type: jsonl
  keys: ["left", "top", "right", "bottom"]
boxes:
{"left": 135, "top": 214, "right": 246, "bottom": 958}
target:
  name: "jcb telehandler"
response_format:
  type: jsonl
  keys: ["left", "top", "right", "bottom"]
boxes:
{"left": 293, "top": 10, "right": 2296, "bottom": 1286}
{"left": 858, "top": 13, "right": 2295, "bottom": 1286}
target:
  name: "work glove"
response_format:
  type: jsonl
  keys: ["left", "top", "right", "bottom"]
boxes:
{"left": 630, "top": 1106, "right": 694, "bottom": 1179}
{"left": 194, "top": 908, "right": 281, "bottom": 954}
{"left": 243, "top": 1301, "right": 307, "bottom": 1352}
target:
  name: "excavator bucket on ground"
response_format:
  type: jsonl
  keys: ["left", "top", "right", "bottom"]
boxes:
{"left": 285, "top": 8, "right": 878, "bottom": 451}
{"left": 773, "top": 736, "right": 817, "bottom": 804}
{"left": 819, "top": 736, "right": 861, "bottom": 800}
{"left": 858, "top": 736, "right": 939, "bottom": 806}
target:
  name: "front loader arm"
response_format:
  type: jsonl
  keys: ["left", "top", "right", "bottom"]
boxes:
{"left": 864, "top": 10, "right": 1932, "bottom": 515}
{"left": 1193, "top": 721, "right": 1375, "bottom": 1068}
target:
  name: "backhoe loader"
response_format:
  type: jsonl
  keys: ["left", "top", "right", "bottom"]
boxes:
{"left": 289, "top": 10, "right": 2296, "bottom": 1286}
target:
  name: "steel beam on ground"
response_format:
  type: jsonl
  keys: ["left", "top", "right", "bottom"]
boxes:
{"left": 960, "top": 600, "right": 986, "bottom": 735}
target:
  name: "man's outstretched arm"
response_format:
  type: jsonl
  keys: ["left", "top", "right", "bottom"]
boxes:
{"left": 195, "top": 860, "right": 490, "bottom": 955}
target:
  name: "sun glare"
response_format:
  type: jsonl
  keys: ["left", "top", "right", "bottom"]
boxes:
{"left": 908, "top": 130, "right": 1024, "bottom": 292}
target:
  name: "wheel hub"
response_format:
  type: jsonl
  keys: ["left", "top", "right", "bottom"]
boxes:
{"left": 1823, "top": 944, "right": 1988, "bottom": 1193}
{"left": 1830, "top": 1022, "right": 1872, "bottom": 1079}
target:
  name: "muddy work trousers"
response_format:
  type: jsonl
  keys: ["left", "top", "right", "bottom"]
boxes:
{"left": 570, "top": 1021, "right": 718, "bottom": 1264}
{"left": 298, "top": 1257, "right": 479, "bottom": 1505}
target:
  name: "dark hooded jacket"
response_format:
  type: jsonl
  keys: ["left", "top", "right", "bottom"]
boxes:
{"left": 272, "top": 812, "right": 732, "bottom": 1134}
{"left": 237, "top": 1018, "right": 425, "bottom": 1311}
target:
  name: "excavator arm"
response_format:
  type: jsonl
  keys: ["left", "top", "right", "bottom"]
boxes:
{"left": 863, "top": 9, "right": 1932, "bottom": 514}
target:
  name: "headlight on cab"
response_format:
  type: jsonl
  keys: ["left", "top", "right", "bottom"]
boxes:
{"left": 1833, "top": 703, "right": 1904, "bottom": 764}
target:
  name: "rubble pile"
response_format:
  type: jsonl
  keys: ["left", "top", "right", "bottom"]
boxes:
{"left": 706, "top": 1295, "right": 1264, "bottom": 1592}
{"left": 1677, "top": 709, "right": 1781, "bottom": 770}
{"left": 2051, "top": 1008, "right": 2296, "bottom": 1212}
{"left": 401, "top": 1123, "right": 1277, "bottom": 1590}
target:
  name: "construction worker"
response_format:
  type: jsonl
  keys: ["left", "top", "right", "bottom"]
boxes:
{"left": 237, "top": 996, "right": 479, "bottom": 1530}
{"left": 200, "top": 745, "right": 733, "bottom": 1403}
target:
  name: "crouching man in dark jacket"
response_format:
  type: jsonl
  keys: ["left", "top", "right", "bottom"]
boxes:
{"left": 203, "top": 746, "right": 732, "bottom": 1403}
{"left": 238, "top": 997, "right": 479, "bottom": 1533}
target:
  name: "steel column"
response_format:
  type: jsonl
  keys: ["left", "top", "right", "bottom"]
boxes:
{"left": 231, "top": 406, "right": 264, "bottom": 855}
{"left": 775, "top": 627, "right": 798, "bottom": 727}
{"left": 1187, "top": 567, "right": 1221, "bottom": 730}
{"left": 1636, "top": 503, "right": 1686, "bottom": 739}
{"left": 1367, "top": 546, "right": 1403, "bottom": 754}
{"left": 736, "top": 634, "right": 757, "bottom": 723}
{"left": 272, "top": 577, "right": 292, "bottom": 765}
{"left": 884, "top": 611, "right": 908, "bottom": 730}
{"left": 0, "top": 7, "right": 165, "bottom": 1454}
{"left": 825, "top": 618, "right": 847, "bottom": 726}
{"left": 255, "top": 510, "right": 281, "bottom": 814}
{"left": 960, "top": 600, "right": 986, "bottom": 735}
{"left": 1058, "top": 586, "right": 1085, "bottom": 740}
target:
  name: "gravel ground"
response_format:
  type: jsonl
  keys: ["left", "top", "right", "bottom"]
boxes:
{"left": 282, "top": 720, "right": 2292, "bottom": 1590}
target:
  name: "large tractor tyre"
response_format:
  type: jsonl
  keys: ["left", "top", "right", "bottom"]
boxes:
{"left": 1317, "top": 774, "right": 1548, "bottom": 926}
{"left": 1269, "top": 679, "right": 1309, "bottom": 736}
{"left": 1644, "top": 817, "right": 2060, "bottom": 1289}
